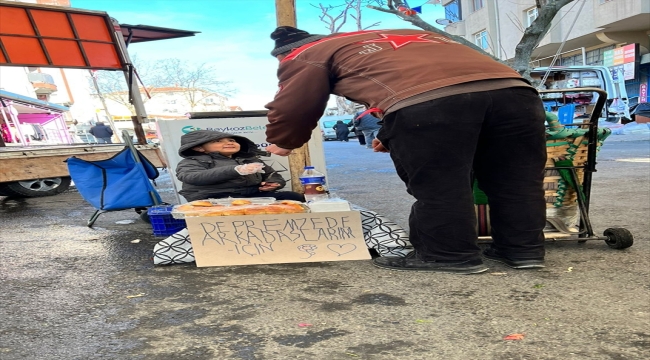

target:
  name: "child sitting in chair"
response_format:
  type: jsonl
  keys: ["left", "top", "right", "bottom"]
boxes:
{"left": 175, "top": 130, "right": 304, "bottom": 202}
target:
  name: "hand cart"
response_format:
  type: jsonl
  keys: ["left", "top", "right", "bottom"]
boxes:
{"left": 477, "top": 88, "right": 633, "bottom": 249}
{"left": 66, "top": 130, "right": 163, "bottom": 227}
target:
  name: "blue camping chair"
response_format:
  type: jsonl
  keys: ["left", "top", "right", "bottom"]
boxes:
{"left": 66, "top": 130, "right": 162, "bottom": 227}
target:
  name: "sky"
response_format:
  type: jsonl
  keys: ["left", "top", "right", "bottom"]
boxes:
{"left": 71, "top": 0, "right": 444, "bottom": 110}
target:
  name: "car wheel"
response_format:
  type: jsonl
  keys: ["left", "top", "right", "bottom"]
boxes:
{"left": 0, "top": 177, "right": 72, "bottom": 198}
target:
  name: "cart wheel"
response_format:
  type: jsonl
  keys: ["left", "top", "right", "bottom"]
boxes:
{"left": 603, "top": 228, "right": 634, "bottom": 249}
{"left": 139, "top": 211, "right": 151, "bottom": 223}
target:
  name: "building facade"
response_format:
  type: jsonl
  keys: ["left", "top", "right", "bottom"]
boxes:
{"left": 440, "top": 0, "right": 649, "bottom": 98}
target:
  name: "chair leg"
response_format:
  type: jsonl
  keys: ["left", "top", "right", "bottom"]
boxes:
{"left": 88, "top": 210, "right": 104, "bottom": 228}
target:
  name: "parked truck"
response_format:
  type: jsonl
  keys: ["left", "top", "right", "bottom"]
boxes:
{"left": 0, "top": 143, "right": 166, "bottom": 198}
{"left": 531, "top": 65, "right": 630, "bottom": 121}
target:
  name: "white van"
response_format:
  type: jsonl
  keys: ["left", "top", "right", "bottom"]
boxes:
{"left": 319, "top": 115, "right": 355, "bottom": 140}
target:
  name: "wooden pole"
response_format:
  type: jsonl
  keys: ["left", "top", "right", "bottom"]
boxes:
{"left": 275, "top": 0, "right": 312, "bottom": 192}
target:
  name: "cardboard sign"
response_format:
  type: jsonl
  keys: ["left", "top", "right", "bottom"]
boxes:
{"left": 184, "top": 211, "right": 370, "bottom": 267}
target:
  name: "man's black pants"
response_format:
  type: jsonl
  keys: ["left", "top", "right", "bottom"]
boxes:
{"left": 377, "top": 87, "right": 547, "bottom": 261}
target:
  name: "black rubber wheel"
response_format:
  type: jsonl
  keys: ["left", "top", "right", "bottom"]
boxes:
{"left": 604, "top": 228, "right": 634, "bottom": 249}
{"left": 139, "top": 210, "right": 151, "bottom": 223}
{"left": 0, "top": 177, "right": 71, "bottom": 198}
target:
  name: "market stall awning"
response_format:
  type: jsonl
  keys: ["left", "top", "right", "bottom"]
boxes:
{"left": 118, "top": 24, "right": 199, "bottom": 45}
{"left": 0, "top": 2, "right": 127, "bottom": 70}
{"left": 0, "top": 90, "right": 69, "bottom": 113}
{"left": 0, "top": 2, "right": 199, "bottom": 69}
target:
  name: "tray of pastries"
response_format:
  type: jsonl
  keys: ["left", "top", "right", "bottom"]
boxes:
{"left": 172, "top": 198, "right": 309, "bottom": 218}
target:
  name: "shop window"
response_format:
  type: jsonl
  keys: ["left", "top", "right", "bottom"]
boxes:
{"left": 585, "top": 45, "right": 615, "bottom": 66}
{"left": 444, "top": 0, "right": 462, "bottom": 22}
{"left": 561, "top": 55, "right": 581, "bottom": 67}
{"left": 472, "top": 0, "right": 484, "bottom": 12}
{"left": 526, "top": 7, "right": 538, "bottom": 27}
{"left": 474, "top": 30, "right": 489, "bottom": 50}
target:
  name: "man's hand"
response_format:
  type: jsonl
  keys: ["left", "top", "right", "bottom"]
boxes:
{"left": 266, "top": 144, "right": 293, "bottom": 156}
{"left": 259, "top": 182, "right": 281, "bottom": 191}
{"left": 372, "top": 139, "right": 389, "bottom": 153}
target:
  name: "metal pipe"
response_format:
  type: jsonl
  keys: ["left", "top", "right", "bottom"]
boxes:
{"left": 89, "top": 70, "right": 122, "bottom": 143}
{"left": 494, "top": 0, "right": 502, "bottom": 60}
{"left": 2, "top": 104, "right": 27, "bottom": 147}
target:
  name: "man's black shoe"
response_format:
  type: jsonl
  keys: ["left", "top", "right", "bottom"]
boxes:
{"left": 372, "top": 253, "right": 488, "bottom": 274}
{"left": 482, "top": 248, "right": 545, "bottom": 269}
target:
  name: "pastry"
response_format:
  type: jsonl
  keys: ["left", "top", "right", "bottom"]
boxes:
{"left": 175, "top": 204, "right": 195, "bottom": 212}
{"left": 231, "top": 199, "right": 253, "bottom": 206}
{"left": 190, "top": 200, "right": 213, "bottom": 207}
{"left": 243, "top": 206, "right": 268, "bottom": 215}
{"left": 222, "top": 208, "right": 247, "bottom": 216}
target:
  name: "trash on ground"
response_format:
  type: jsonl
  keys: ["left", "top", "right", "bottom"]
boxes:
{"left": 503, "top": 333, "right": 525, "bottom": 340}
{"left": 126, "top": 293, "right": 146, "bottom": 299}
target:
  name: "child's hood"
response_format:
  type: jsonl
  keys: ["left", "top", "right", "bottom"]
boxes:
{"left": 178, "top": 130, "right": 261, "bottom": 158}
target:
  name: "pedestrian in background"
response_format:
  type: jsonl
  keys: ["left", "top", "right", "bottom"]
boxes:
{"left": 351, "top": 125, "right": 366, "bottom": 146}
{"left": 354, "top": 109, "right": 382, "bottom": 149}
{"left": 89, "top": 122, "right": 114, "bottom": 144}
{"left": 332, "top": 120, "right": 350, "bottom": 141}
{"left": 264, "top": 26, "right": 547, "bottom": 274}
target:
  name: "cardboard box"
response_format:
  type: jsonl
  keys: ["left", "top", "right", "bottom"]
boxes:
{"left": 184, "top": 211, "right": 370, "bottom": 267}
{"left": 636, "top": 115, "right": 650, "bottom": 124}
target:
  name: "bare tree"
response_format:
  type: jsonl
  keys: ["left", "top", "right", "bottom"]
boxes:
{"left": 156, "top": 59, "right": 235, "bottom": 111}
{"left": 92, "top": 55, "right": 164, "bottom": 115}
{"left": 367, "top": 0, "right": 576, "bottom": 81}
{"left": 93, "top": 57, "right": 236, "bottom": 114}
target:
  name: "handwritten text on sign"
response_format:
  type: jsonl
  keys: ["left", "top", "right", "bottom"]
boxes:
{"left": 184, "top": 211, "right": 370, "bottom": 267}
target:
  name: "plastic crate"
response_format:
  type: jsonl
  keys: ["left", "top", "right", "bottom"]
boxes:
{"left": 148, "top": 205, "right": 187, "bottom": 237}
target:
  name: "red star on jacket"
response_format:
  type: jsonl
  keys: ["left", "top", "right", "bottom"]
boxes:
{"left": 358, "top": 33, "right": 441, "bottom": 50}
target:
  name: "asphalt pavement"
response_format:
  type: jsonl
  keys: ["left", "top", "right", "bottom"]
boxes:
{"left": 0, "top": 134, "right": 648, "bottom": 360}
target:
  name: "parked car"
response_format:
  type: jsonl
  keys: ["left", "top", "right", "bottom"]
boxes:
{"left": 319, "top": 115, "right": 355, "bottom": 141}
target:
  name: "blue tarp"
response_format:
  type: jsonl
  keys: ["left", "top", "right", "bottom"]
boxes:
{"left": 67, "top": 147, "right": 161, "bottom": 211}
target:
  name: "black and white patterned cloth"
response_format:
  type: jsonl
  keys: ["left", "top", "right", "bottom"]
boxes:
{"left": 153, "top": 205, "right": 413, "bottom": 265}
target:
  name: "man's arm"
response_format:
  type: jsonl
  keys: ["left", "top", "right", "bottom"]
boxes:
{"left": 265, "top": 59, "right": 331, "bottom": 149}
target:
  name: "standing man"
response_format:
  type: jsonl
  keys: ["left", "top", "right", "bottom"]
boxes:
{"left": 89, "top": 121, "right": 114, "bottom": 144}
{"left": 354, "top": 108, "right": 382, "bottom": 149}
{"left": 264, "top": 27, "right": 547, "bottom": 274}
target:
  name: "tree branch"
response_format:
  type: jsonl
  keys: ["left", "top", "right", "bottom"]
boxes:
{"left": 512, "top": 0, "right": 575, "bottom": 79}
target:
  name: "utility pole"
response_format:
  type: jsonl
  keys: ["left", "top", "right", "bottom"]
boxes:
{"left": 89, "top": 70, "right": 123, "bottom": 143}
{"left": 275, "top": 0, "right": 312, "bottom": 192}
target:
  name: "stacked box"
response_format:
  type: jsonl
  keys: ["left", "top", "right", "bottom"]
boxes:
{"left": 148, "top": 205, "right": 187, "bottom": 237}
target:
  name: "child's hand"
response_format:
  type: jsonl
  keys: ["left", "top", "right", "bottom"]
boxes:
{"left": 259, "top": 182, "right": 281, "bottom": 191}
{"left": 235, "top": 163, "right": 265, "bottom": 175}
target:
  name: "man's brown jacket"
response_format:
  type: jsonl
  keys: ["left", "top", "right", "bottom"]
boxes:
{"left": 265, "top": 29, "right": 527, "bottom": 149}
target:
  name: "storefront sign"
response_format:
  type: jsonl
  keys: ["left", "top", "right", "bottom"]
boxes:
{"left": 640, "top": 83, "right": 648, "bottom": 103}
{"left": 604, "top": 44, "right": 638, "bottom": 81}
